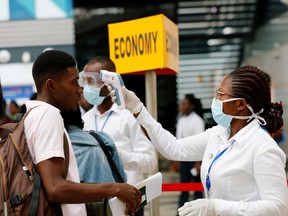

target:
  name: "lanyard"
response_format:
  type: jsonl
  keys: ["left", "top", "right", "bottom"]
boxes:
{"left": 95, "top": 111, "right": 113, "bottom": 132}
{"left": 206, "top": 139, "right": 236, "bottom": 193}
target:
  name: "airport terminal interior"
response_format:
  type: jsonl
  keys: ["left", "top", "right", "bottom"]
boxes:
{"left": 72, "top": 1, "right": 288, "bottom": 215}
{"left": 72, "top": 0, "right": 288, "bottom": 135}
{"left": 1, "top": 0, "right": 288, "bottom": 215}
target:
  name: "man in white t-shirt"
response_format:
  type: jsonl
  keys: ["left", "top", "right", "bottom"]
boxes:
{"left": 24, "top": 50, "right": 141, "bottom": 216}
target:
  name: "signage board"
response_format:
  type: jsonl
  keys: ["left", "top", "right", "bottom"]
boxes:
{"left": 108, "top": 14, "right": 179, "bottom": 74}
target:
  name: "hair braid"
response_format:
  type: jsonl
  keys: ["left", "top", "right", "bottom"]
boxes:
{"left": 229, "top": 65, "right": 283, "bottom": 133}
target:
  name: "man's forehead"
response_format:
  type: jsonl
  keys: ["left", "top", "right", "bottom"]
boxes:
{"left": 84, "top": 62, "right": 103, "bottom": 72}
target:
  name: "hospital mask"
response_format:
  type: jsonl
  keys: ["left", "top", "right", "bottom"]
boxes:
{"left": 79, "top": 71, "right": 108, "bottom": 105}
{"left": 83, "top": 85, "right": 106, "bottom": 105}
{"left": 211, "top": 97, "right": 266, "bottom": 128}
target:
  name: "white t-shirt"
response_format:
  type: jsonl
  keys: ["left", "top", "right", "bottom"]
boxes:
{"left": 136, "top": 107, "right": 288, "bottom": 216}
{"left": 176, "top": 111, "right": 205, "bottom": 139}
{"left": 82, "top": 103, "right": 157, "bottom": 185}
{"left": 24, "top": 100, "right": 87, "bottom": 216}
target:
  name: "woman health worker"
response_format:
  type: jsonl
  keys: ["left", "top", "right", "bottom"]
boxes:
{"left": 111, "top": 65, "right": 288, "bottom": 216}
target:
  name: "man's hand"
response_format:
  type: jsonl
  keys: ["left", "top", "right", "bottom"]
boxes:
{"left": 109, "top": 86, "right": 143, "bottom": 114}
{"left": 115, "top": 183, "right": 142, "bottom": 216}
{"left": 178, "top": 199, "right": 216, "bottom": 216}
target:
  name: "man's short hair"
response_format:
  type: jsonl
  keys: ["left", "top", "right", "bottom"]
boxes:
{"left": 87, "top": 55, "right": 116, "bottom": 72}
{"left": 32, "top": 50, "right": 77, "bottom": 91}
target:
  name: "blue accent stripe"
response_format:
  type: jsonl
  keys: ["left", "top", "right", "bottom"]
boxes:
{"left": 51, "top": 0, "right": 73, "bottom": 18}
{"left": 10, "top": 0, "right": 35, "bottom": 20}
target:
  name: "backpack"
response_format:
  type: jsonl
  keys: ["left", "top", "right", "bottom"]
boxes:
{"left": 0, "top": 109, "right": 69, "bottom": 216}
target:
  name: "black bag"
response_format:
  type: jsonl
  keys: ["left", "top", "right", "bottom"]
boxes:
{"left": 85, "top": 131, "right": 125, "bottom": 216}
{"left": 85, "top": 198, "right": 110, "bottom": 216}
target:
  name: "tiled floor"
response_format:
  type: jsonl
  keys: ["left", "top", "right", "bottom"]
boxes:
{"left": 144, "top": 192, "right": 180, "bottom": 216}
{"left": 144, "top": 171, "right": 181, "bottom": 216}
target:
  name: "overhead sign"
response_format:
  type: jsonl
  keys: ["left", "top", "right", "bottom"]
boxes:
{"left": 108, "top": 14, "right": 179, "bottom": 74}
{"left": 2, "top": 85, "right": 33, "bottom": 101}
{"left": 0, "top": 0, "right": 73, "bottom": 21}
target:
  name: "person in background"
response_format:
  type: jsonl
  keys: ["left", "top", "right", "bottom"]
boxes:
{"left": 111, "top": 65, "right": 288, "bottom": 216}
{"left": 19, "top": 92, "right": 37, "bottom": 114}
{"left": 61, "top": 107, "right": 127, "bottom": 184}
{"left": 0, "top": 82, "right": 13, "bottom": 136}
{"left": 270, "top": 125, "right": 286, "bottom": 145}
{"left": 24, "top": 50, "right": 141, "bottom": 216}
{"left": 81, "top": 56, "right": 157, "bottom": 216}
{"left": 9, "top": 100, "right": 20, "bottom": 120}
{"left": 176, "top": 94, "right": 205, "bottom": 209}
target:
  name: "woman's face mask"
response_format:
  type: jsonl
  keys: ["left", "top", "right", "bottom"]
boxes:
{"left": 211, "top": 97, "right": 267, "bottom": 128}
{"left": 211, "top": 97, "right": 241, "bottom": 128}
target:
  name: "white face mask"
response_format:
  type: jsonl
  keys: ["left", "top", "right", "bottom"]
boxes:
{"left": 83, "top": 84, "right": 108, "bottom": 106}
{"left": 211, "top": 98, "right": 239, "bottom": 128}
{"left": 211, "top": 97, "right": 266, "bottom": 128}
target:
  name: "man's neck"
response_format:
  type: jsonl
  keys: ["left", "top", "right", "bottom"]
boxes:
{"left": 184, "top": 110, "right": 193, "bottom": 116}
{"left": 98, "top": 98, "right": 113, "bottom": 114}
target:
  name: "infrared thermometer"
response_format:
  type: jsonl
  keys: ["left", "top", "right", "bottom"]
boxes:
{"left": 100, "top": 70, "right": 125, "bottom": 109}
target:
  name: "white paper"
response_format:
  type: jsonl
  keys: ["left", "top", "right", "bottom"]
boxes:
{"left": 109, "top": 172, "right": 163, "bottom": 216}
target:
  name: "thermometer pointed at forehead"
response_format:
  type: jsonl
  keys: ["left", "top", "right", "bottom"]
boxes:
{"left": 99, "top": 70, "right": 124, "bottom": 87}
{"left": 99, "top": 70, "right": 125, "bottom": 109}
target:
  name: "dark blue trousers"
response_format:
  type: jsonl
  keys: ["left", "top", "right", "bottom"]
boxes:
{"left": 178, "top": 161, "right": 203, "bottom": 208}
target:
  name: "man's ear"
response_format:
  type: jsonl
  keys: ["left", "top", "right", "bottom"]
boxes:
{"left": 46, "top": 79, "right": 56, "bottom": 93}
{"left": 237, "top": 99, "right": 247, "bottom": 111}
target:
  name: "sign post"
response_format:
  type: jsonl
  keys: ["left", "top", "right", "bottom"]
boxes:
{"left": 108, "top": 14, "right": 179, "bottom": 216}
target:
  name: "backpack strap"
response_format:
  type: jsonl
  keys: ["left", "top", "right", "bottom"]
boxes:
{"left": 89, "top": 131, "right": 124, "bottom": 183}
{"left": 29, "top": 172, "right": 41, "bottom": 216}
{"left": 63, "top": 133, "right": 69, "bottom": 177}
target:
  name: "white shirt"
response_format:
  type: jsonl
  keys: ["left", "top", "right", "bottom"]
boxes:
{"left": 137, "top": 106, "right": 288, "bottom": 216}
{"left": 82, "top": 103, "right": 157, "bottom": 185}
{"left": 176, "top": 111, "right": 205, "bottom": 139}
{"left": 24, "top": 101, "right": 87, "bottom": 216}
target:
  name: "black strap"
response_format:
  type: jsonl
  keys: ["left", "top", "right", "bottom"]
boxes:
{"left": 89, "top": 131, "right": 124, "bottom": 183}
{"left": 63, "top": 134, "right": 70, "bottom": 178}
{"left": 29, "top": 172, "right": 41, "bottom": 216}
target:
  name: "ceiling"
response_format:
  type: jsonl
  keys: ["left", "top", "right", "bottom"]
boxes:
{"left": 72, "top": 0, "right": 288, "bottom": 67}
{"left": 71, "top": 0, "right": 288, "bottom": 131}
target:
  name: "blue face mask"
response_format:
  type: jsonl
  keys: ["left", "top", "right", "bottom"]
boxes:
{"left": 211, "top": 97, "right": 240, "bottom": 128}
{"left": 211, "top": 97, "right": 267, "bottom": 128}
{"left": 83, "top": 85, "right": 105, "bottom": 105}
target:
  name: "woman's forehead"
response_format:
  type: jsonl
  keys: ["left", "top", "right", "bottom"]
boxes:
{"left": 219, "top": 75, "right": 232, "bottom": 91}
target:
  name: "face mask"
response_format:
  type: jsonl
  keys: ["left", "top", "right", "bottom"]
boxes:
{"left": 211, "top": 97, "right": 266, "bottom": 128}
{"left": 211, "top": 98, "right": 239, "bottom": 128}
{"left": 83, "top": 85, "right": 105, "bottom": 105}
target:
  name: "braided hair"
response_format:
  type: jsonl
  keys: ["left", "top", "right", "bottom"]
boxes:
{"left": 228, "top": 65, "right": 283, "bottom": 133}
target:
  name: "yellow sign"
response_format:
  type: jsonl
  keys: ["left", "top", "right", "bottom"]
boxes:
{"left": 108, "top": 14, "right": 179, "bottom": 74}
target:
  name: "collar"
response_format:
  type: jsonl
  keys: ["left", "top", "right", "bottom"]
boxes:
{"left": 232, "top": 119, "right": 261, "bottom": 144}
{"left": 25, "top": 100, "right": 60, "bottom": 112}
{"left": 216, "top": 119, "right": 261, "bottom": 147}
